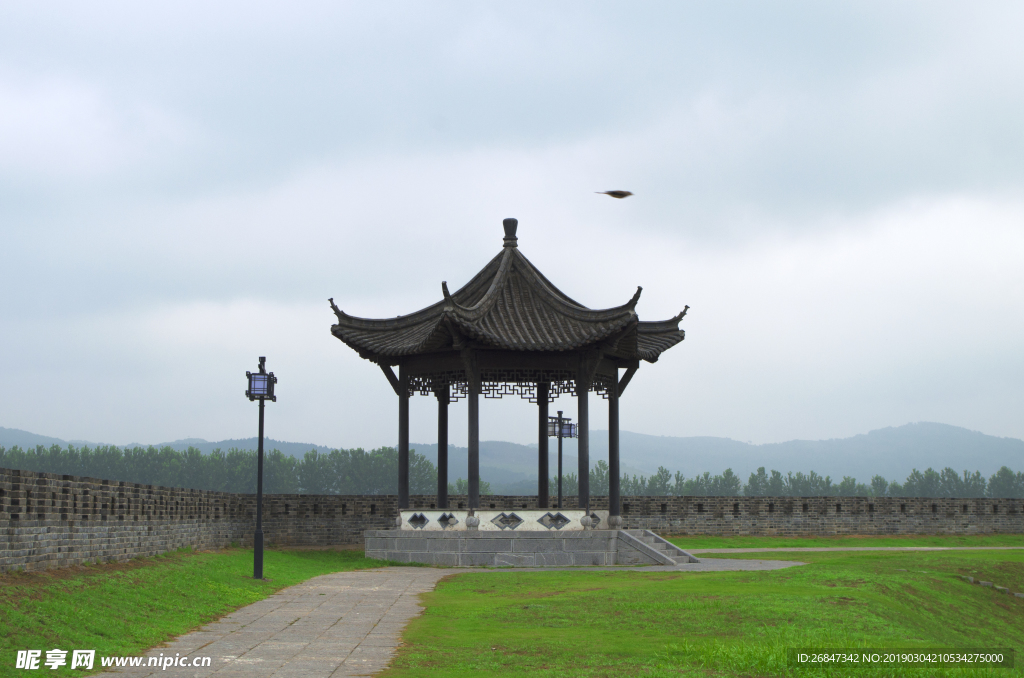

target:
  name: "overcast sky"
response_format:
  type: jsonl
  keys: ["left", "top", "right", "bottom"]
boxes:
{"left": 2, "top": 1, "right": 1023, "bottom": 450}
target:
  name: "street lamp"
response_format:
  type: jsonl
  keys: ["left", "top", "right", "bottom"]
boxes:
{"left": 547, "top": 411, "right": 577, "bottom": 509}
{"left": 246, "top": 356, "right": 277, "bottom": 580}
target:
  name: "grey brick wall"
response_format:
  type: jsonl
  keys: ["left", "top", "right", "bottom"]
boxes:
{"left": 2, "top": 467, "right": 1022, "bottom": 572}
{"left": 0, "top": 467, "right": 396, "bottom": 573}
{"left": 608, "top": 495, "right": 1024, "bottom": 536}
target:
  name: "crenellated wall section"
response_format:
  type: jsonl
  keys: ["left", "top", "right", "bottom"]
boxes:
{"left": 2, "top": 467, "right": 1021, "bottom": 572}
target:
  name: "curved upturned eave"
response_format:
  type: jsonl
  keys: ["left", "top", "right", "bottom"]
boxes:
{"left": 328, "top": 243, "right": 687, "bottom": 360}
{"left": 635, "top": 323, "right": 686, "bottom": 363}
{"left": 332, "top": 315, "right": 686, "bottom": 360}
{"left": 331, "top": 299, "right": 446, "bottom": 331}
{"left": 329, "top": 251, "right": 507, "bottom": 332}
{"left": 331, "top": 313, "right": 452, "bottom": 358}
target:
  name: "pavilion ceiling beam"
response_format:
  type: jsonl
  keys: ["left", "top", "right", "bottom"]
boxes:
{"left": 578, "top": 349, "right": 602, "bottom": 389}
{"left": 599, "top": 319, "right": 639, "bottom": 358}
{"left": 617, "top": 365, "right": 638, "bottom": 397}
{"left": 596, "top": 357, "right": 620, "bottom": 378}
{"left": 379, "top": 363, "right": 402, "bottom": 396}
{"left": 460, "top": 348, "right": 481, "bottom": 391}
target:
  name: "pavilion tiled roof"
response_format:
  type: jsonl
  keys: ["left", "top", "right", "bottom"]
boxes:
{"left": 330, "top": 221, "right": 686, "bottom": 363}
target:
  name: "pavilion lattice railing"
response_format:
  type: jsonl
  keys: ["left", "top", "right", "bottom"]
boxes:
{"left": 407, "top": 369, "right": 615, "bottom": 402}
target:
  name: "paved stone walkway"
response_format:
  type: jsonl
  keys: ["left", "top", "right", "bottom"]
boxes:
{"left": 110, "top": 567, "right": 449, "bottom": 678}
{"left": 108, "top": 559, "right": 804, "bottom": 677}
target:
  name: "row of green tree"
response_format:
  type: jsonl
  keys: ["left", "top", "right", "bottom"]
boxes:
{"left": 558, "top": 463, "right": 745, "bottom": 497}
{"left": 0, "top": 444, "right": 438, "bottom": 495}
{"left": 561, "top": 462, "right": 1023, "bottom": 498}
{"left": 742, "top": 466, "right": 1024, "bottom": 498}
{"left": 1, "top": 444, "right": 1022, "bottom": 498}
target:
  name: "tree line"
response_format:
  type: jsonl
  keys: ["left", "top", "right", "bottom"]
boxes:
{"left": 558, "top": 463, "right": 745, "bottom": 497}
{"left": 561, "top": 461, "right": 1023, "bottom": 498}
{"left": 1, "top": 444, "right": 1021, "bottom": 498}
{"left": 0, "top": 444, "right": 437, "bottom": 495}
{"left": 742, "top": 465, "right": 1023, "bottom": 498}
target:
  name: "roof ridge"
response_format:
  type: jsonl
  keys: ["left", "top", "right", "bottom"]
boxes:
{"left": 509, "top": 248, "right": 642, "bottom": 321}
{"left": 441, "top": 247, "right": 515, "bottom": 320}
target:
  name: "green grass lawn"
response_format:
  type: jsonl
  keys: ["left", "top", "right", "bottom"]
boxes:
{"left": 383, "top": 550, "right": 1024, "bottom": 677}
{"left": 667, "top": 533, "right": 1024, "bottom": 550}
{"left": 0, "top": 547, "right": 389, "bottom": 677}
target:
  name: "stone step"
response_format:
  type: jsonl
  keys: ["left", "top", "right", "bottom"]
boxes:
{"left": 641, "top": 529, "right": 700, "bottom": 564}
{"left": 615, "top": 528, "right": 700, "bottom": 565}
{"left": 641, "top": 535, "right": 674, "bottom": 552}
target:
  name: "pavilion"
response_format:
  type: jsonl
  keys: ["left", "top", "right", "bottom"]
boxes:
{"left": 329, "top": 218, "right": 687, "bottom": 529}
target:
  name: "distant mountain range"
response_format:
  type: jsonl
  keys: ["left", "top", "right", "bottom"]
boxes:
{"left": 558, "top": 424, "right": 1024, "bottom": 484}
{"left": 2, "top": 423, "right": 1022, "bottom": 494}
{"left": 408, "top": 423, "right": 1024, "bottom": 493}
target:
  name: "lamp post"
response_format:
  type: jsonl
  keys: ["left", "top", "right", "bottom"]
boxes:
{"left": 245, "top": 356, "right": 277, "bottom": 580}
{"left": 547, "top": 411, "right": 577, "bottom": 509}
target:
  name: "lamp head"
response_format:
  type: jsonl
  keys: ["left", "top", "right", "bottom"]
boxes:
{"left": 246, "top": 358, "right": 277, "bottom": 402}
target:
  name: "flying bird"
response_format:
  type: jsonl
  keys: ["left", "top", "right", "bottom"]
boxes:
{"left": 596, "top": 190, "right": 633, "bottom": 199}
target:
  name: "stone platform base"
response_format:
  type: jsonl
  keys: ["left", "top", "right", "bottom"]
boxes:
{"left": 364, "top": 529, "right": 699, "bottom": 567}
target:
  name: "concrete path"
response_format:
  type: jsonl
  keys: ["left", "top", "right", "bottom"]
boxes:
{"left": 108, "top": 559, "right": 804, "bottom": 677}
{"left": 688, "top": 546, "right": 1024, "bottom": 554}
{"left": 110, "top": 567, "right": 450, "bottom": 678}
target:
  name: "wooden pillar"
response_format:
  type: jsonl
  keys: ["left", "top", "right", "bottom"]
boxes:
{"left": 557, "top": 410, "right": 564, "bottom": 509}
{"left": 398, "top": 366, "right": 410, "bottom": 510}
{"left": 463, "top": 349, "right": 481, "bottom": 509}
{"left": 608, "top": 375, "right": 621, "bottom": 525}
{"left": 468, "top": 384, "right": 480, "bottom": 508}
{"left": 537, "top": 382, "right": 549, "bottom": 508}
{"left": 577, "top": 377, "right": 590, "bottom": 511}
{"left": 436, "top": 384, "right": 449, "bottom": 509}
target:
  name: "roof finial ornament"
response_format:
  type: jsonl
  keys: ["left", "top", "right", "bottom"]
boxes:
{"left": 502, "top": 218, "right": 518, "bottom": 248}
{"left": 328, "top": 297, "right": 343, "bottom": 321}
{"left": 628, "top": 286, "right": 643, "bottom": 308}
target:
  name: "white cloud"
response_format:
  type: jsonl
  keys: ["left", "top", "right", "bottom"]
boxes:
{"left": 2, "top": 1, "right": 1023, "bottom": 449}
{"left": 0, "top": 73, "right": 194, "bottom": 181}
{"left": 3, "top": 183, "right": 1021, "bottom": 447}
{"left": 626, "top": 195, "right": 1024, "bottom": 443}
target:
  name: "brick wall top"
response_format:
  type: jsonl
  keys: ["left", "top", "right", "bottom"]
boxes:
{"left": 3, "top": 467, "right": 1023, "bottom": 514}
